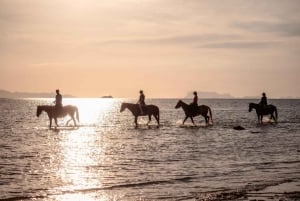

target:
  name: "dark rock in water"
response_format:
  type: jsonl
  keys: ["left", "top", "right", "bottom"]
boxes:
{"left": 233, "top": 125, "right": 245, "bottom": 130}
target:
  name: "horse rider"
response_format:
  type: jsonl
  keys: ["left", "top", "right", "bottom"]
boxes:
{"left": 54, "top": 89, "right": 63, "bottom": 113}
{"left": 190, "top": 91, "right": 198, "bottom": 106}
{"left": 259, "top": 92, "right": 268, "bottom": 109}
{"left": 189, "top": 91, "right": 198, "bottom": 113}
{"left": 138, "top": 90, "right": 146, "bottom": 115}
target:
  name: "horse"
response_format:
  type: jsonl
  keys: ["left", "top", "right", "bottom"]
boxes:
{"left": 249, "top": 103, "right": 278, "bottom": 124}
{"left": 120, "top": 103, "right": 160, "bottom": 127}
{"left": 175, "top": 100, "right": 213, "bottom": 126}
{"left": 36, "top": 105, "right": 79, "bottom": 128}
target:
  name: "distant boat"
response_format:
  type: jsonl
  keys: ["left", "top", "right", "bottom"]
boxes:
{"left": 101, "top": 95, "right": 113, "bottom": 98}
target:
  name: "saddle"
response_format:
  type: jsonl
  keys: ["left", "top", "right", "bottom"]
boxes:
{"left": 260, "top": 104, "right": 269, "bottom": 110}
{"left": 260, "top": 104, "right": 271, "bottom": 114}
{"left": 54, "top": 105, "right": 63, "bottom": 114}
{"left": 137, "top": 104, "right": 147, "bottom": 114}
{"left": 141, "top": 105, "right": 148, "bottom": 111}
{"left": 188, "top": 104, "right": 199, "bottom": 115}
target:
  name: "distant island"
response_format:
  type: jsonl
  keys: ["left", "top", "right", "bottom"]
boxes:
{"left": 185, "top": 91, "right": 234, "bottom": 99}
{"left": 101, "top": 95, "right": 113, "bottom": 98}
{"left": 0, "top": 90, "right": 74, "bottom": 98}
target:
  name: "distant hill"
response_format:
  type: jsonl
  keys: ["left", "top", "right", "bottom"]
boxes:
{"left": 185, "top": 91, "right": 234, "bottom": 99}
{"left": 0, "top": 90, "right": 74, "bottom": 98}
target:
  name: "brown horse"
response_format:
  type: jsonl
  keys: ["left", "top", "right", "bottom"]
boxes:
{"left": 175, "top": 100, "right": 213, "bottom": 126}
{"left": 36, "top": 105, "right": 79, "bottom": 128}
{"left": 120, "top": 103, "right": 160, "bottom": 127}
{"left": 249, "top": 103, "right": 278, "bottom": 124}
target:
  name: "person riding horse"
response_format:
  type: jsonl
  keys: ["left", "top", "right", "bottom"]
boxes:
{"left": 259, "top": 92, "right": 268, "bottom": 110}
{"left": 138, "top": 90, "right": 146, "bottom": 115}
{"left": 54, "top": 89, "right": 63, "bottom": 114}
{"left": 189, "top": 91, "right": 198, "bottom": 115}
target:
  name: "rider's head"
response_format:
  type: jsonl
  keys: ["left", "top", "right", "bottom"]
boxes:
{"left": 193, "top": 91, "right": 197, "bottom": 95}
{"left": 262, "top": 92, "right": 266, "bottom": 97}
{"left": 140, "top": 90, "right": 143, "bottom": 94}
{"left": 56, "top": 89, "right": 60, "bottom": 94}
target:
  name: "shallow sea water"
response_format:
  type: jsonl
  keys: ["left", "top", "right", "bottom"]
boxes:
{"left": 0, "top": 98, "right": 299, "bottom": 200}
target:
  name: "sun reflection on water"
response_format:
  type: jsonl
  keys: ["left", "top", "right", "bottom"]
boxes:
{"left": 53, "top": 98, "right": 119, "bottom": 201}
{"left": 63, "top": 98, "right": 115, "bottom": 125}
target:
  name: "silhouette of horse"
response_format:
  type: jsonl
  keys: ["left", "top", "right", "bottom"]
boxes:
{"left": 120, "top": 103, "right": 159, "bottom": 127}
{"left": 175, "top": 100, "right": 213, "bottom": 126}
{"left": 249, "top": 103, "right": 278, "bottom": 124}
{"left": 36, "top": 105, "right": 79, "bottom": 128}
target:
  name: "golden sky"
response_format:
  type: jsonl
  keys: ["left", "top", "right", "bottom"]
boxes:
{"left": 0, "top": 0, "right": 299, "bottom": 98}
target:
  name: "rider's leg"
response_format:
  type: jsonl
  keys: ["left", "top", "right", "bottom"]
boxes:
{"left": 139, "top": 104, "right": 143, "bottom": 115}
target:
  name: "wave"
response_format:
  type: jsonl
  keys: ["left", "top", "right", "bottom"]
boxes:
{"left": 0, "top": 176, "right": 196, "bottom": 200}
{"left": 194, "top": 179, "right": 297, "bottom": 201}
{"left": 0, "top": 195, "right": 47, "bottom": 201}
{"left": 2, "top": 179, "right": 298, "bottom": 201}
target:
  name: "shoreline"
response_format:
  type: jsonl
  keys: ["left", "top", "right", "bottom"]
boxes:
{"left": 195, "top": 179, "right": 300, "bottom": 201}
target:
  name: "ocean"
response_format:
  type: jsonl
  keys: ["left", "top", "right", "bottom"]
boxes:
{"left": 0, "top": 98, "right": 299, "bottom": 200}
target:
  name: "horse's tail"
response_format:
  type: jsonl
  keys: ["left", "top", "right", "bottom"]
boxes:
{"left": 208, "top": 107, "right": 213, "bottom": 125}
{"left": 75, "top": 107, "right": 80, "bottom": 122}
{"left": 274, "top": 106, "right": 278, "bottom": 122}
{"left": 156, "top": 107, "right": 160, "bottom": 124}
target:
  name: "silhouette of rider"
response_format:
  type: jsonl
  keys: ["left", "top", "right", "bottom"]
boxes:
{"left": 259, "top": 92, "right": 268, "bottom": 109}
{"left": 191, "top": 91, "right": 198, "bottom": 106}
{"left": 138, "top": 90, "right": 145, "bottom": 115}
{"left": 54, "top": 89, "right": 63, "bottom": 113}
{"left": 189, "top": 91, "right": 198, "bottom": 114}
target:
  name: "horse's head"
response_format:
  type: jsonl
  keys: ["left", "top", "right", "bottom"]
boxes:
{"left": 36, "top": 106, "right": 42, "bottom": 117}
{"left": 249, "top": 103, "right": 254, "bottom": 112}
{"left": 120, "top": 103, "right": 126, "bottom": 112}
{"left": 175, "top": 100, "right": 183, "bottom": 109}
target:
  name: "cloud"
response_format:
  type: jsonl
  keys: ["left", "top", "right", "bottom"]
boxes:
{"left": 200, "top": 41, "right": 282, "bottom": 49}
{"left": 96, "top": 34, "right": 241, "bottom": 47}
{"left": 95, "top": 34, "right": 285, "bottom": 50}
{"left": 234, "top": 20, "right": 300, "bottom": 37}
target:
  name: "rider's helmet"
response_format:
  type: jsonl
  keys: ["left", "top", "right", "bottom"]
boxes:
{"left": 193, "top": 91, "right": 197, "bottom": 95}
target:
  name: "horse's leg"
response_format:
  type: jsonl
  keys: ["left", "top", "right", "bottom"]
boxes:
{"left": 205, "top": 116, "right": 209, "bottom": 126}
{"left": 54, "top": 118, "right": 58, "bottom": 127}
{"left": 67, "top": 114, "right": 77, "bottom": 126}
{"left": 134, "top": 116, "right": 138, "bottom": 127}
{"left": 49, "top": 118, "right": 52, "bottom": 129}
{"left": 154, "top": 114, "right": 159, "bottom": 125}
{"left": 272, "top": 113, "right": 277, "bottom": 123}
{"left": 147, "top": 115, "right": 151, "bottom": 125}
{"left": 183, "top": 116, "right": 188, "bottom": 125}
{"left": 72, "top": 115, "right": 77, "bottom": 126}
{"left": 66, "top": 117, "right": 74, "bottom": 126}
{"left": 190, "top": 117, "right": 195, "bottom": 125}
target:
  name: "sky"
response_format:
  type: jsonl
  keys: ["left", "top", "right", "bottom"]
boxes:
{"left": 0, "top": 0, "right": 299, "bottom": 98}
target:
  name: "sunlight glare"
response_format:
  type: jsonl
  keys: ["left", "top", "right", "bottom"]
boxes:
{"left": 63, "top": 98, "right": 114, "bottom": 125}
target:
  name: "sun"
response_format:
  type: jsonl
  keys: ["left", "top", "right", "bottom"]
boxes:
{"left": 62, "top": 98, "right": 115, "bottom": 125}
